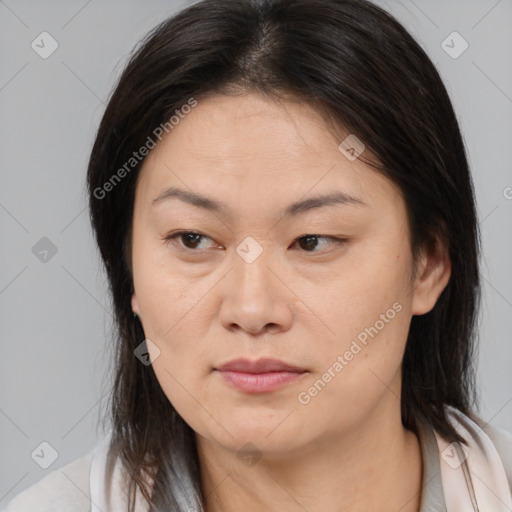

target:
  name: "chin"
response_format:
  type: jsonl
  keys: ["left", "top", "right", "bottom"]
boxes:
{"left": 220, "top": 416, "right": 307, "bottom": 452}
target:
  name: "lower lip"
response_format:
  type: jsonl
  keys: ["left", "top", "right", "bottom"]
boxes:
{"left": 216, "top": 370, "right": 306, "bottom": 393}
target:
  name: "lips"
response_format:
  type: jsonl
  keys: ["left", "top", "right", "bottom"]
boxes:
{"left": 215, "top": 357, "right": 306, "bottom": 374}
{"left": 214, "top": 358, "right": 308, "bottom": 393}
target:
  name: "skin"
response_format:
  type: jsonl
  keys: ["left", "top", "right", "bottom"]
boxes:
{"left": 130, "top": 92, "right": 451, "bottom": 512}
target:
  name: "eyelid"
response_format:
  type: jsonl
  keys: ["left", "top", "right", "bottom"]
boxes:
{"left": 163, "top": 230, "right": 217, "bottom": 249}
{"left": 291, "top": 234, "right": 348, "bottom": 254}
{"left": 163, "top": 230, "right": 348, "bottom": 253}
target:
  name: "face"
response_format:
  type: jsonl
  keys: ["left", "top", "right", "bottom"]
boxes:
{"left": 130, "top": 92, "right": 450, "bottom": 456}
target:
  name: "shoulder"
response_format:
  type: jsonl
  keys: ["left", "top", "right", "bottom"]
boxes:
{"left": 1, "top": 453, "right": 92, "bottom": 512}
{"left": 481, "top": 421, "right": 512, "bottom": 489}
{"left": 457, "top": 407, "right": 512, "bottom": 492}
{"left": 442, "top": 406, "right": 512, "bottom": 494}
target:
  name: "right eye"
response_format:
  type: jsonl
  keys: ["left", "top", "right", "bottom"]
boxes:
{"left": 163, "top": 231, "right": 216, "bottom": 251}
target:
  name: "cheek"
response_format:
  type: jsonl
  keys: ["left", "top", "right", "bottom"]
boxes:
{"left": 294, "top": 303, "right": 411, "bottom": 436}
{"left": 145, "top": 300, "right": 213, "bottom": 428}
{"left": 299, "top": 240, "right": 413, "bottom": 397}
{"left": 134, "top": 254, "right": 200, "bottom": 338}
{"left": 150, "top": 360, "right": 216, "bottom": 438}
{"left": 308, "top": 298, "right": 409, "bottom": 385}
{"left": 315, "top": 254, "right": 411, "bottom": 350}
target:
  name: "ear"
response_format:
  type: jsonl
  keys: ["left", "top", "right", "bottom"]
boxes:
{"left": 131, "top": 293, "right": 141, "bottom": 317}
{"left": 411, "top": 234, "right": 452, "bottom": 316}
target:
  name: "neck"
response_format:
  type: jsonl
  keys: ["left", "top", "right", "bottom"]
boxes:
{"left": 196, "top": 397, "right": 423, "bottom": 512}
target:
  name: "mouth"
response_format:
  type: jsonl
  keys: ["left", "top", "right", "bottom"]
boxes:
{"left": 214, "top": 357, "right": 308, "bottom": 394}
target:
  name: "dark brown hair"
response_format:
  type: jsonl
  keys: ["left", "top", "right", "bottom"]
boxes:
{"left": 87, "top": 0, "right": 481, "bottom": 509}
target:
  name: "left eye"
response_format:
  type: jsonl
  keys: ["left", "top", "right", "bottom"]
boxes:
{"left": 163, "top": 231, "right": 346, "bottom": 253}
{"left": 292, "top": 234, "right": 345, "bottom": 252}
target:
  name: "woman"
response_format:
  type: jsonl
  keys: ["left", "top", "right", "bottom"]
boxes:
{"left": 4, "top": 0, "right": 511, "bottom": 511}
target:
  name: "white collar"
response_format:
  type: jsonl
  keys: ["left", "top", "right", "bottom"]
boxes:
{"left": 89, "top": 407, "right": 512, "bottom": 511}
{"left": 435, "top": 405, "right": 512, "bottom": 511}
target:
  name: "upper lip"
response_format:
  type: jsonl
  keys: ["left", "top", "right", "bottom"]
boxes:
{"left": 215, "top": 357, "right": 307, "bottom": 374}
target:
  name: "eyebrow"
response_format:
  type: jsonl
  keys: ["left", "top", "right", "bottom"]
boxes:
{"left": 151, "top": 186, "right": 366, "bottom": 216}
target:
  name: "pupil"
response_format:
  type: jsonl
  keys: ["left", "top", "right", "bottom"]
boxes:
{"left": 184, "top": 233, "right": 201, "bottom": 248}
{"left": 300, "top": 235, "right": 318, "bottom": 251}
{"left": 181, "top": 234, "right": 321, "bottom": 251}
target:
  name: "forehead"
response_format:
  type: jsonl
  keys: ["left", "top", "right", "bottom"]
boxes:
{"left": 135, "top": 93, "right": 401, "bottom": 218}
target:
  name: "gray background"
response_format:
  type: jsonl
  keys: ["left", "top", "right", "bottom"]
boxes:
{"left": 1, "top": 0, "right": 511, "bottom": 505}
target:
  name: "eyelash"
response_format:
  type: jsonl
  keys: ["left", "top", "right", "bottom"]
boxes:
{"left": 163, "top": 230, "right": 348, "bottom": 254}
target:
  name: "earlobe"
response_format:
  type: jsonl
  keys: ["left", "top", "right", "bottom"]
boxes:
{"left": 411, "top": 239, "right": 452, "bottom": 316}
{"left": 131, "top": 293, "right": 140, "bottom": 317}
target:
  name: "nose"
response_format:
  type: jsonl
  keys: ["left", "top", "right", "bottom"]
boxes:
{"left": 218, "top": 246, "right": 294, "bottom": 336}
